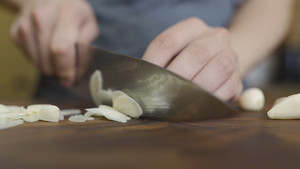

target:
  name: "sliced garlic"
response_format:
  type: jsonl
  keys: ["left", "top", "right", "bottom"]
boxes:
{"left": 0, "top": 104, "right": 10, "bottom": 114}
{"left": 27, "top": 104, "right": 52, "bottom": 113}
{"left": 22, "top": 115, "right": 39, "bottom": 123}
{"left": 112, "top": 90, "right": 127, "bottom": 101}
{"left": 90, "top": 70, "right": 103, "bottom": 105}
{"left": 60, "top": 109, "right": 81, "bottom": 116}
{"left": 0, "top": 118, "right": 7, "bottom": 125}
{"left": 268, "top": 93, "right": 300, "bottom": 119}
{"left": 86, "top": 105, "right": 130, "bottom": 123}
{"left": 37, "top": 105, "right": 60, "bottom": 122}
{"left": 68, "top": 114, "right": 95, "bottom": 122}
{"left": 0, "top": 112, "right": 19, "bottom": 119}
{"left": 113, "top": 95, "right": 143, "bottom": 118}
{"left": 59, "top": 111, "right": 64, "bottom": 121}
{"left": 238, "top": 88, "right": 265, "bottom": 111}
{"left": 68, "top": 115, "right": 87, "bottom": 123}
{"left": 0, "top": 120, "right": 24, "bottom": 130}
{"left": 100, "top": 89, "right": 113, "bottom": 105}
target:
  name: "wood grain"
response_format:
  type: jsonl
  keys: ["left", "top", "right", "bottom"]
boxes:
{"left": 0, "top": 85, "right": 300, "bottom": 169}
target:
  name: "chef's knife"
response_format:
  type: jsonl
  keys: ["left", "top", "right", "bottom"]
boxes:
{"left": 75, "top": 44, "right": 237, "bottom": 121}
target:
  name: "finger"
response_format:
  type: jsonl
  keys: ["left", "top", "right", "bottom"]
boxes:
{"left": 31, "top": 5, "right": 58, "bottom": 75}
{"left": 77, "top": 17, "right": 99, "bottom": 44}
{"left": 142, "top": 17, "right": 208, "bottom": 67}
{"left": 50, "top": 11, "right": 81, "bottom": 87}
{"left": 214, "top": 72, "right": 243, "bottom": 101}
{"left": 192, "top": 51, "right": 236, "bottom": 93}
{"left": 13, "top": 16, "right": 39, "bottom": 65}
{"left": 76, "top": 18, "right": 99, "bottom": 80}
{"left": 166, "top": 33, "right": 225, "bottom": 80}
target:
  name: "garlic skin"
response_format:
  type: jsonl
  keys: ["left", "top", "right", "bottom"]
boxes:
{"left": 268, "top": 93, "right": 300, "bottom": 119}
{"left": 238, "top": 88, "right": 265, "bottom": 111}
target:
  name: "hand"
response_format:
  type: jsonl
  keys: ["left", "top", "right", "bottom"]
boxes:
{"left": 142, "top": 17, "right": 242, "bottom": 101}
{"left": 10, "top": 0, "right": 99, "bottom": 86}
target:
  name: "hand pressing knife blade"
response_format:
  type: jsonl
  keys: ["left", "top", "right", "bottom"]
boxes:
{"left": 75, "top": 44, "right": 237, "bottom": 121}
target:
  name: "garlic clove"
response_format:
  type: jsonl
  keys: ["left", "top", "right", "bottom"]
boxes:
{"left": 238, "top": 88, "right": 265, "bottom": 111}
{"left": 268, "top": 93, "right": 300, "bottom": 119}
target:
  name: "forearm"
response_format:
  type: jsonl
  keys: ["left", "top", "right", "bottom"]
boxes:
{"left": 229, "top": 0, "right": 295, "bottom": 76}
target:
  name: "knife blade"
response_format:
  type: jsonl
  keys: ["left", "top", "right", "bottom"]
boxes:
{"left": 75, "top": 44, "right": 237, "bottom": 121}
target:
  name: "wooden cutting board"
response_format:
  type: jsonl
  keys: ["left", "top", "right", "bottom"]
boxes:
{"left": 0, "top": 85, "right": 300, "bottom": 169}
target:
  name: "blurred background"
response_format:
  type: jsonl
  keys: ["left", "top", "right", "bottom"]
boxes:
{"left": 0, "top": 4, "right": 38, "bottom": 100}
{"left": 0, "top": 1, "right": 299, "bottom": 100}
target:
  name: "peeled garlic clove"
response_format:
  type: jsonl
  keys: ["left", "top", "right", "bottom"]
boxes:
{"left": 0, "top": 104, "right": 10, "bottom": 114}
{"left": 273, "top": 97, "right": 287, "bottom": 106}
{"left": 0, "top": 119, "right": 24, "bottom": 130}
{"left": 238, "top": 88, "right": 265, "bottom": 111}
{"left": 37, "top": 105, "right": 60, "bottom": 122}
{"left": 268, "top": 93, "right": 300, "bottom": 119}
{"left": 90, "top": 70, "right": 103, "bottom": 105}
{"left": 113, "top": 95, "right": 143, "bottom": 118}
{"left": 86, "top": 105, "right": 130, "bottom": 123}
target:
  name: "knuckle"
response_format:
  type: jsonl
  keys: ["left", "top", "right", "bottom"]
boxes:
{"left": 50, "top": 43, "right": 68, "bottom": 57}
{"left": 31, "top": 8, "right": 46, "bottom": 30}
{"left": 18, "top": 20, "right": 30, "bottom": 36}
{"left": 152, "top": 33, "right": 177, "bottom": 50}
{"left": 186, "top": 17, "right": 205, "bottom": 26}
{"left": 214, "top": 27, "right": 229, "bottom": 38}
{"left": 186, "top": 42, "right": 211, "bottom": 64}
{"left": 217, "top": 55, "right": 235, "bottom": 76}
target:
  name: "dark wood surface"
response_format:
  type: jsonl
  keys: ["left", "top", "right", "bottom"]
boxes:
{"left": 1, "top": 85, "right": 300, "bottom": 169}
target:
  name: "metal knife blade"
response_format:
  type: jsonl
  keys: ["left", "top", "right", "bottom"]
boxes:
{"left": 75, "top": 44, "right": 237, "bottom": 121}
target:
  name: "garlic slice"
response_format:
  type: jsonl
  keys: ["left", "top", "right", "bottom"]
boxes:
{"left": 0, "top": 104, "right": 10, "bottom": 114}
{"left": 23, "top": 115, "right": 39, "bottom": 123}
{"left": 37, "top": 105, "right": 60, "bottom": 122}
{"left": 68, "top": 114, "right": 95, "bottom": 122}
{"left": 112, "top": 90, "right": 127, "bottom": 101}
{"left": 268, "top": 93, "right": 300, "bottom": 119}
{"left": 68, "top": 115, "right": 87, "bottom": 123}
{"left": 86, "top": 105, "right": 130, "bottom": 123}
{"left": 27, "top": 104, "right": 52, "bottom": 113}
{"left": 113, "top": 95, "right": 143, "bottom": 118}
{"left": 238, "top": 88, "right": 265, "bottom": 111}
{"left": 90, "top": 70, "right": 103, "bottom": 105}
{"left": 100, "top": 89, "right": 113, "bottom": 105}
{"left": 0, "top": 120, "right": 24, "bottom": 130}
{"left": 61, "top": 109, "right": 81, "bottom": 116}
